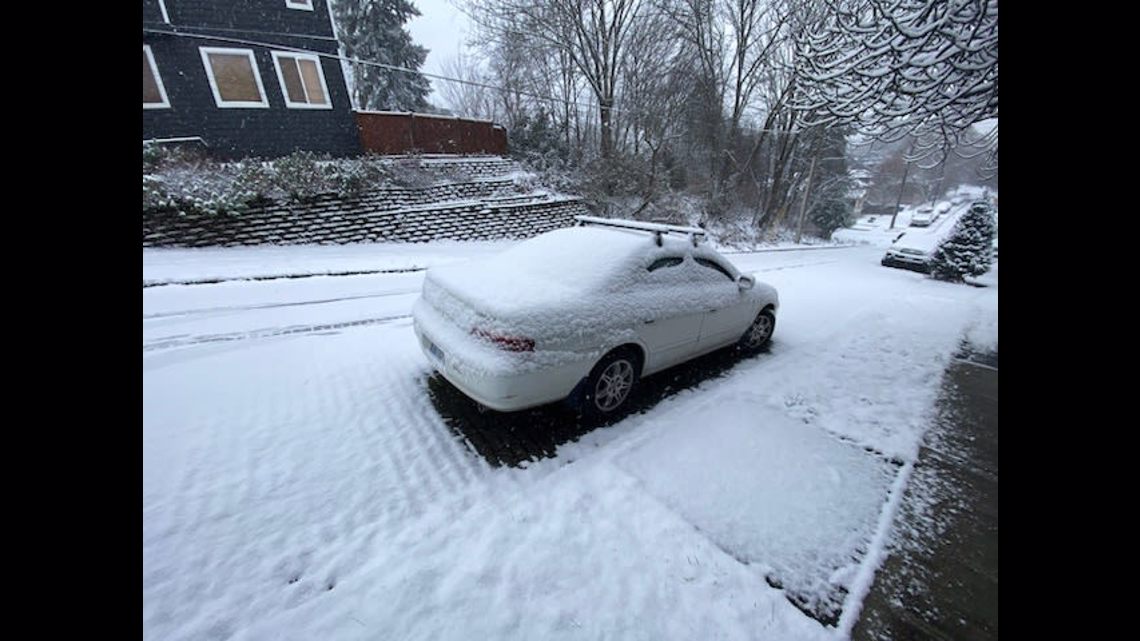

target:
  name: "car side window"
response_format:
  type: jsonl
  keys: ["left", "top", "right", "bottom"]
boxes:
{"left": 694, "top": 257, "right": 733, "bottom": 281}
{"left": 647, "top": 256, "right": 684, "bottom": 272}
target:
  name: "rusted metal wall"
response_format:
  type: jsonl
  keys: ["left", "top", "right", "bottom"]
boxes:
{"left": 355, "top": 112, "right": 508, "bottom": 155}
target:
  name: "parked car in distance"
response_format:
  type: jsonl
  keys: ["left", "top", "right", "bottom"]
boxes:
{"left": 910, "top": 206, "right": 936, "bottom": 227}
{"left": 412, "top": 217, "right": 780, "bottom": 415}
{"left": 936, "top": 201, "right": 952, "bottom": 215}
{"left": 882, "top": 232, "right": 939, "bottom": 273}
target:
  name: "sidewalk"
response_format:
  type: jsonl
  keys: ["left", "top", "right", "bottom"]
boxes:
{"left": 852, "top": 348, "right": 998, "bottom": 640}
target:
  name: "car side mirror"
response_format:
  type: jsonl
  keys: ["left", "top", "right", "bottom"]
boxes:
{"left": 737, "top": 274, "right": 755, "bottom": 290}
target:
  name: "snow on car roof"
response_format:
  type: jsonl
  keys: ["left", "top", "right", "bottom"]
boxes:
{"left": 427, "top": 226, "right": 690, "bottom": 316}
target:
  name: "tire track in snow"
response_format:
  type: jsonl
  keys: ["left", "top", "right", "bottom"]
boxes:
{"left": 143, "top": 314, "right": 411, "bottom": 352}
{"left": 143, "top": 289, "right": 420, "bottom": 320}
{"left": 146, "top": 319, "right": 513, "bottom": 640}
{"left": 751, "top": 258, "right": 840, "bottom": 272}
{"left": 380, "top": 353, "right": 480, "bottom": 508}
{"left": 172, "top": 364, "right": 508, "bottom": 635}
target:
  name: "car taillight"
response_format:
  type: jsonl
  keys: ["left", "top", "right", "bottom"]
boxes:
{"left": 471, "top": 327, "right": 535, "bottom": 352}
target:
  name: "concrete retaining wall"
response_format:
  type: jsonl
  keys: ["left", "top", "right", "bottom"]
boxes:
{"left": 143, "top": 194, "right": 588, "bottom": 247}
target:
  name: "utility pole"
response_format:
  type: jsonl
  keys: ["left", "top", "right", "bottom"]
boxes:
{"left": 795, "top": 154, "right": 818, "bottom": 244}
{"left": 889, "top": 157, "right": 910, "bottom": 230}
{"left": 890, "top": 140, "right": 916, "bottom": 230}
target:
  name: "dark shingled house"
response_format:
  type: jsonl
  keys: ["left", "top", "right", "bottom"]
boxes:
{"left": 143, "top": 0, "right": 361, "bottom": 159}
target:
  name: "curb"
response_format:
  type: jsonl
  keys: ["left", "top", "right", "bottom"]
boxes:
{"left": 143, "top": 266, "right": 427, "bottom": 288}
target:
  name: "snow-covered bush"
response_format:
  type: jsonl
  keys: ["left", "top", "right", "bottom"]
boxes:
{"left": 385, "top": 155, "right": 437, "bottom": 189}
{"left": 509, "top": 108, "right": 570, "bottom": 168}
{"left": 517, "top": 156, "right": 581, "bottom": 197}
{"left": 142, "top": 145, "right": 409, "bottom": 216}
{"left": 324, "top": 156, "right": 395, "bottom": 198}
{"left": 270, "top": 152, "right": 326, "bottom": 202}
{"left": 142, "top": 145, "right": 264, "bottom": 215}
{"left": 929, "top": 202, "right": 996, "bottom": 282}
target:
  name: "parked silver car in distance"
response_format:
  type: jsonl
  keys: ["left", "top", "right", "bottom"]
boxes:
{"left": 910, "top": 206, "right": 936, "bottom": 227}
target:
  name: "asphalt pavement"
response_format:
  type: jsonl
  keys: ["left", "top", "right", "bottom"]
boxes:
{"left": 852, "top": 347, "right": 998, "bottom": 640}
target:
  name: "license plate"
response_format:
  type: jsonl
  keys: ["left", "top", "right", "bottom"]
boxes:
{"left": 426, "top": 338, "right": 445, "bottom": 363}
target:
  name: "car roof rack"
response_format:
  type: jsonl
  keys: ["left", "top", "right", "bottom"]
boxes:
{"left": 574, "top": 215, "right": 707, "bottom": 247}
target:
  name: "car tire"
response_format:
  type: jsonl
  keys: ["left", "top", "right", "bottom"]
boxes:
{"left": 738, "top": 308, "right": 776, "bottom": 352}
{"left": 579, "top": 348, "right": 640, "bottom": 418}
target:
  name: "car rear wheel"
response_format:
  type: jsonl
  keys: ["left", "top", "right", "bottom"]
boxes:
{"left": 739, "top": 309, "right": 776, "bottom": 352}
{"left": 580, "top": 349, "right": 640, "bottom": 417}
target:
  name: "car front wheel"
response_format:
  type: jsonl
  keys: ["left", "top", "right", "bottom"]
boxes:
{"left": 739, "top": 309, "right": 776, "bottom": 352}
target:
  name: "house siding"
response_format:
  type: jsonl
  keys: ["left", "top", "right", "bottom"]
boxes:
{"left": 142, "top": 0, "right": 167, "bottom": 23}
{"left": 160, "top": 0, "right": 337, "bottom": 38}
{"left": 143, "top": 1, "right": 360, "bottom": 159}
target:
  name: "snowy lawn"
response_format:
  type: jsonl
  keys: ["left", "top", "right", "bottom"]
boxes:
{"left": 144, "top": 242, "right": 996, "bottom": 640}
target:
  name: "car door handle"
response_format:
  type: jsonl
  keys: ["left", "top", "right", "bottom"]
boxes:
{"left": 707, "top": 308, "right": 718, "bottom": 313}
{"left": 643, "top": 319, "right": 655, "bottom": 324}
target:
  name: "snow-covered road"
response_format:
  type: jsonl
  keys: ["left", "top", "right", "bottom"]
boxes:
{"left": 143, "top": 244, "right": 997, "bottom": 641}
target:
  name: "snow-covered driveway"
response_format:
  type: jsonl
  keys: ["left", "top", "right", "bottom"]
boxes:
{"left": 143, "top": 245, "right": 997, "bottom": 641}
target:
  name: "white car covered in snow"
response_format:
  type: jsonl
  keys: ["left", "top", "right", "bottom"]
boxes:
{"left": 910, "top": 206, "right": 936, "bottom": 227}
{"left": 412, "top": 217, "right": 780, "bottom": 414}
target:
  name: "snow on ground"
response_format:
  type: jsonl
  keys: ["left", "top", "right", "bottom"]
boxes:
{"left": 143, "top": 239, "right": 997, "bottom": 641}
{"left": 143, "top": 241, "right": 513, "bottom": 285}
{"left": 837, "top": 185, "right": 994, "bottom": 250}
{"left": 964, "top": 265, "right": 999, "bottom": 352}
{"left": 835, "top": 202, "right": 965, "bottom": 250}
{"left": 619, "top": 399, "right": 897, "bottom": 623}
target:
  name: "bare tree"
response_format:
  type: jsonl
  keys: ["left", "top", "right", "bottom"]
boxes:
{"left": 793, "top": 0, "right": 998, "bottom": 168}
{"left": 657, "top": 0, "right": 788, "bottom": 195}
{"left": 465, "top": 0, "right": 646, "bottom": 161}
{"left": 438, "top": 52, "right": 500, "bottom": 121}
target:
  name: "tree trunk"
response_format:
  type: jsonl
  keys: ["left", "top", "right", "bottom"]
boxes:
{"left": 599, "top": 98, "right": 615, "bottom": 161}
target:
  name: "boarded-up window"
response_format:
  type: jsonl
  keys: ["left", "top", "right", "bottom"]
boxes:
{"left": 143, "top": 46, "right": 169, "bottom": 108}
{"left": 200, "top": 48, "right": 268, "bottom": 108}
{"left": 272, "top": 52, "right": 331, "bottom": 108}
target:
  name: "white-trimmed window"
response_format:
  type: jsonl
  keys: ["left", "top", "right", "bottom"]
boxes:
{"left": 143, "top": 45, "right": 170, "bottom": 109}
{"left": 271, "top": 51, "right": 332, "bottom": 109}
{"left": 285, "top": 0, "right": 314, "bottom": 10}
{"left": 199, "top": 47, "right": 269, "bottom": 108}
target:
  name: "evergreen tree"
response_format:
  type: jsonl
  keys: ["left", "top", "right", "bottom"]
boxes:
{"left": 929, "top": 202, "right": 996, "bottom": 282}
{"left": 509, "top": 108, "right": 568, "bottom": 165}
{"left": 811, "top": 198, "right": 852, "bottom": 239}
{"left": 330, "top": 0, "right": 432, "bottom": 111}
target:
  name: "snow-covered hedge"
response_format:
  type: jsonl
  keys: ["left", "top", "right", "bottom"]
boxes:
{"left": 142, "top": 144, "right": 474, "bottom": 216}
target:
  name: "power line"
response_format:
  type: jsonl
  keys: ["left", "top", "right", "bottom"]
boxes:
{"left": 143, "top": 26, "right": 870, "bottom": 138}
{"left": 141, "top": 21, "right": 339, "bottom": 43}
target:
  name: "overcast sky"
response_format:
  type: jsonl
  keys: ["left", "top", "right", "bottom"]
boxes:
{"left": 407, "top": 0, "right": 472, "bottom": 106}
